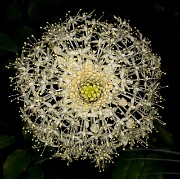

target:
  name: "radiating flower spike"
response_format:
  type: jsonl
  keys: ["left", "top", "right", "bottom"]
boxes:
{"left": 9, "top": 10, "right": 166, "bottom": 170}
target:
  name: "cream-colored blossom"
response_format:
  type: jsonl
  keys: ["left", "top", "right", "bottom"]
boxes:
{"left": 9, "top": 10, "right": 166, "bottom": 170}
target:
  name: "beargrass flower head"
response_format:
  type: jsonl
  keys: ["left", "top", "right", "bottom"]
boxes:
{"left": 9, "top": 10, "right": 166, "bottom": 170}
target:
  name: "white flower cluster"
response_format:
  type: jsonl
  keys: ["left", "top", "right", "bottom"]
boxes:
{"left": 9, "top": 10, "right": 165, "bottom": 170}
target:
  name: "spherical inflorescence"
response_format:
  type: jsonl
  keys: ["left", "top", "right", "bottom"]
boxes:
{"left": 9, "top": 10, "right": 166, "bottom": 170}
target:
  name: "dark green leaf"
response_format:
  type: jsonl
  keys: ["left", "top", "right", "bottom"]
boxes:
{"left": 155, "top": 123, "right": 174, "bottom": 146}
{"left": 3, "top": 149, "right": 31, "bottom": 179}
{"left": 24, "top": 165, "right": 44, "bottom": 179}
{"left": 27, "top": 0, "right": 50, "bottom": 19}
{"left": 113, "top": 151, "right": 166, "bottom": 179}
{"left": 139, "top": 154, "right": 166, "bottom": 179}
{"left": 152, "top": 3, "right": 165, "bottom": 12}
{"left": 0, "top": 33, "right": 18, "bottom": 53}
{"left": 112, "top": 151, "right": 145, "bottom": 179}
{"left": 28, "top": 0, "right": 41, "bottom": 18}
{"left": 0, "top": 135, "right": 16, "bottom": 149}
{"left": 6, "top": 4, "right": 23, "bottom": 22}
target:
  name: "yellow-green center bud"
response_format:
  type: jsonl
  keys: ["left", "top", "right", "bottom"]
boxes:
{"left": 79, "top": 80, "right": 103, "bottom": 103}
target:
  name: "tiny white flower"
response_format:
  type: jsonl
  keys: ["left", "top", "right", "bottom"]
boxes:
{"left": 126, "top": 118, "right": 134, "bottom": 128}
{"left": 118, "top": 98, "right": 128, "bottom": 106}
{"left": 53, "top": 46, "right": 62, "bottom": 55}
{"left": 90, "top": 123, "right": 100, "bottom": 134}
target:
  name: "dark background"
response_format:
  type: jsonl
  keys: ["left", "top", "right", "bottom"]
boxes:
{"left": 0, "top": 0, "right": 180, "bottom": 179}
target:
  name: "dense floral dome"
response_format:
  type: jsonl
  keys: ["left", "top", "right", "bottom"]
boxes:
{"left": 9, "top": 10, "right": 166, "bottom": 170}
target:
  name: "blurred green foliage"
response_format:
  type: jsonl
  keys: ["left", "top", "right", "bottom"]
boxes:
{"left": 112, "top": 151, "right": 166, "bottom": 179}
{"left": 0, "top": 136, "right": 16, "bottom": 150}
{"left": 0, "top": 0, "right": 180, "bottom": 178}
{"left": 3, "top": 149, "right": 31, "bottom": 179}
{"left": 0, "top": 33, "right": 18, "bottom": 53}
